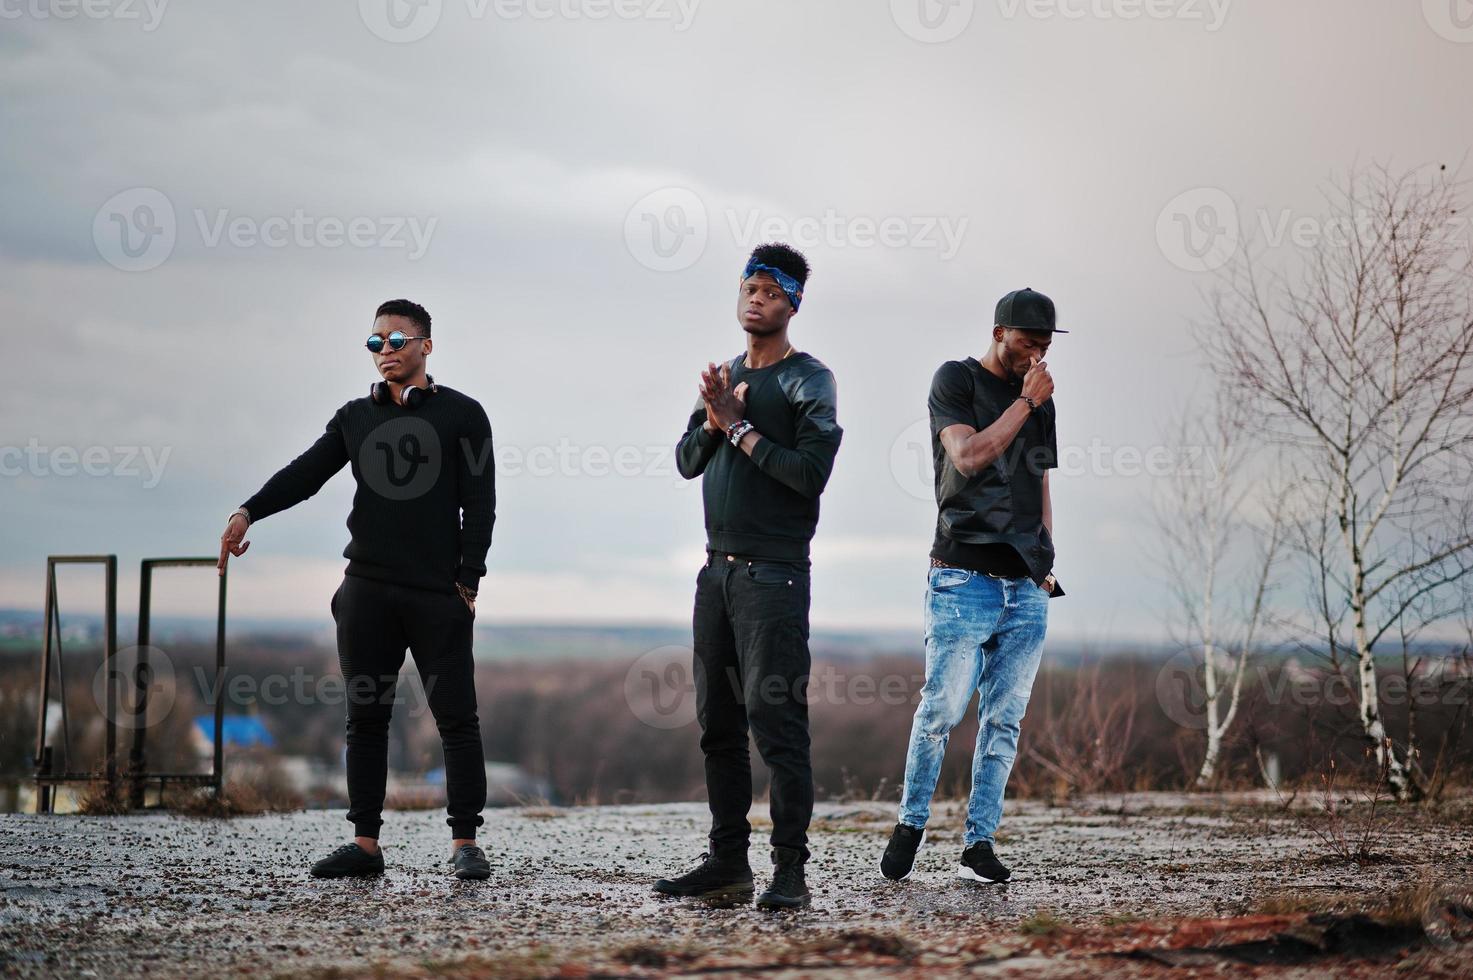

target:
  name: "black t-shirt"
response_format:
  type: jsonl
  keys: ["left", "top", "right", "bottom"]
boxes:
{"left": 927, "top": 357, "right": 1059, "bottom": 587}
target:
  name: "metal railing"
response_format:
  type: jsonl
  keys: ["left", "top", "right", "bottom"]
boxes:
{"left": 32, "top": 555, "right": 227, "bottom": 813}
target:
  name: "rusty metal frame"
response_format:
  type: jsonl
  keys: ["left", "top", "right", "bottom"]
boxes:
{"left": 32, "top": 555, "right": 117, "bottom": 813}
{"left": 128, "top": 557, "right": 228, "bottom": 808}
{"left": 33, "top": 555, "right": 228, "bottom": 813}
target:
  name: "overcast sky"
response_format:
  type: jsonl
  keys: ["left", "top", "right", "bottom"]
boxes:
{"left": 2, "top": 0, "right": 1470, "bottom": 642}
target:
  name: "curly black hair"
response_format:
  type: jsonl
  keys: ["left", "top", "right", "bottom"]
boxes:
{"left": 748, "top": 242, "right": 811, "bottom": 286}
{"left": 374, "top": 298, "right": 431, "bottom": 337}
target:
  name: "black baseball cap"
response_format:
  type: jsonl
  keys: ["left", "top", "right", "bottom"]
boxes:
{"left": 995, "top": 287, "right": 1067, "bottom": 334}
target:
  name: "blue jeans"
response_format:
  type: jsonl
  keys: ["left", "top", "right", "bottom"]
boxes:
{"left": 898, "top": 566, "right": 1048, "bottom": 846}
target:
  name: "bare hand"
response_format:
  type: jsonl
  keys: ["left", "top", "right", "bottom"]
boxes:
{"left": 1022, "top": 357, "right": 1054, "bottom": 405}
{"left": 456, "top": 583, "right": 476, "bottom": 615}
{"left": 699, "top": 362, "right": 748, "bottom": 432}
{"left": 218, "top": 514, "right": 250, "bottom": 576}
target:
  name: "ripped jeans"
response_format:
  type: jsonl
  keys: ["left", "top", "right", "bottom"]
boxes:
{"left": 898, "top": 566, "right": 1048, "bottom": 846}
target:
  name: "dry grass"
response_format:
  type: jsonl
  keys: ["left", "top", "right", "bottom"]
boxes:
{"left": 1252, "top": 872, "right": 1455, "bottom": 930}
{"left": 162, "top": 760, "right": 304, "bottom": 817}
{"left": 1271, "top": 759, "right": 1399, "bottom": 865}
{"left": 517, "top": 806, "right": 566, "bottom": 820}
{"left": 75, "top": 768, "right": 129, "bottom": 816}
{"left": 163, "top": 776, "right": 304, "bottom": 817}
{"left": 1016, "top": 659, "right": 1143, "bottom": 802}
{"left": 1019, "top": 909, "right": 1068, "bottom": 937}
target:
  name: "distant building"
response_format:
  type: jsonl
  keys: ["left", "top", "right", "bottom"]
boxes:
{"left": 191, "top": 714, "right": 274, "bottom": 758}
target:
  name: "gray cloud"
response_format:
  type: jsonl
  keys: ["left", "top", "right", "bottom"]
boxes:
{"left": 3, "top": 0, "right": 1470, "bottom": 641}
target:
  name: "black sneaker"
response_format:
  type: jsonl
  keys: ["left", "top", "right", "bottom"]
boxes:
{"left": 756, "top": 846, "right": 811, "bottom": 911}
{"left": 652, "top": 849, "right": 754, "bottom": 901}
{"left": 450, "top": 844, "right": 490, "bottom": 881}
{"left": 310, "top": 842, "right": 384, "bottom": 879}
{"left": 879, "top": 823, "right": 926, "bottom": 881}
{"left": 956, "top": 841, "right": 1010, "bottom": 883}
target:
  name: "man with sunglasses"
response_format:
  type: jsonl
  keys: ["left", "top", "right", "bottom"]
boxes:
{"left": 218, "top": 298, "right": 496, "bottom": 881}
{"left": 654, "top": 243, "right": 842, "bottom": 910}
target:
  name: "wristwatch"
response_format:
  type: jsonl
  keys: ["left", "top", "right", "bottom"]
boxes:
{"left": 229, "top": 506, "right": 251, "bottom": 526}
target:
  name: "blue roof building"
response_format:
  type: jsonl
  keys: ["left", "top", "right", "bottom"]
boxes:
{"left": 193, "top": 715, "right": 274, "bottom": 749}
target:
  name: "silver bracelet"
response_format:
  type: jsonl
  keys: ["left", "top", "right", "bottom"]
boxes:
{"left": 230, "top": 506, "right": 251, "bottom": 526}
{"left": 727, "top": 420, "right": 755, "bottom": 447}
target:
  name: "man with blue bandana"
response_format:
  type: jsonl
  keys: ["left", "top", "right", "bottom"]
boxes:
{"left": 654, "top": 243, "right": 843, "bottom": 911}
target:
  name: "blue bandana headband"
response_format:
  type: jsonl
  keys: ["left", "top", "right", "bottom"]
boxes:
{"left": 741, "top": 259, "right": 804, "bottom": 311}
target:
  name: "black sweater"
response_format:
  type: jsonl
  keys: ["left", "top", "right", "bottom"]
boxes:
{"left": 240, "top": 386, "right": 495, "bottom": 595}
{"left": 676, "top": 352, "right": 842, "bottom": 562}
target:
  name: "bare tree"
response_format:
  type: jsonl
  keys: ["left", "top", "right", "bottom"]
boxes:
{"left": 1204, "top": 163, "right": 1473, "bottom": 800}
{"left": 1154, "top": 392, "right": 1286, "bottom": 788}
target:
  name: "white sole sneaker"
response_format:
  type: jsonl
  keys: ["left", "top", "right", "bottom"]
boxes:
{"left": 955, "top": 864, "right": 1010, "bottom": 883}
{"left": 878, "top": 827, "right": 926, "bottom": 882}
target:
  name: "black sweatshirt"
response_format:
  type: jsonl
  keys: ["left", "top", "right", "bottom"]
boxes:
{"left": 239, "top": 385, "right": 495, "bottom": 595}
{"left": 676, "top": 352, "right": 842, "bottom": 562}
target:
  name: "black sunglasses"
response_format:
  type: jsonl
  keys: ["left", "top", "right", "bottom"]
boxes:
{"left": 365, "top": 330, "right": 428, "bottom": 353}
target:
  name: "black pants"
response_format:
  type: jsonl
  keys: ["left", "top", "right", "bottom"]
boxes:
{"left": 692, "top": 553, "right": 813, "bottom": 862}
{"left": 331, "top": 574, "right": 486, "bottom": 840}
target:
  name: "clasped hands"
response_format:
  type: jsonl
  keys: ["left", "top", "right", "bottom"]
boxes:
{"left": 699, "top": 362, "right": 750, "bottom": 436}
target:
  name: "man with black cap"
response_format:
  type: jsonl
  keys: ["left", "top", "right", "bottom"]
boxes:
{"left": 879, "top": 287, "right": 1065, "bottom": 885}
